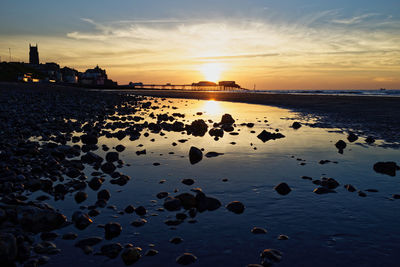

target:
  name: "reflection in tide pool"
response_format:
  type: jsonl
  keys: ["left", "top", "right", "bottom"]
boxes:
{"left": 202, "top": 100, "right": 222, "bottom": 116}
{"left": 41, "top": 97, "right": 400, "bottom": 267}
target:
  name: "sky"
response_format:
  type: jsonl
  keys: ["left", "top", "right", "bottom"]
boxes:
{"left": 0, "top": 0, "right": 399, "bottom": 89}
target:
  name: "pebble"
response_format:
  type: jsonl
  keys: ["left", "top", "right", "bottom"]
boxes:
{"left": 226, "top": 201, "right": 245, "bottom": 214}
{"left": 176, "top": 253, "right": 197, "bottom": 265}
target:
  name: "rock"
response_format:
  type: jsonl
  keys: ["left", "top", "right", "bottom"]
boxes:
{"left": 278, "top": 234, "right": 289, "bottom": 240}
{"left": 373, "top": 162, "right": 399, "bottom": 176}
{"left": 131, "top": 219, "right": 147, "bottom": 227}
{"left": 176, "top": 213, "right": 187, "bottom": 220}
{"left": 176, "top": 253, "right": 197, "bottom": 265}
{"left": 104, "top": 222, "right": 122, "bottom": 240}
{"left": 62, "top": 233, "right": 78, "bottom": 240}
{"left": 0, "top": 233, "right": 17, "bottom": 265}
{"left": 40, "top": 232, "right": 58, "bottom": 241}
{"left": 156, "top": 192, "right": 169, "bottom": 199}
{"left": 205, "top": 152, "right": 224, "bottom": 158}
{"left": 74, "top": 191, "right": 88, "bottom": 203}
{"left": 97, "top": 189, "right": 111, "bottom": 201}
{"left": 106, "top": 152, "right": 119, "bottom": 162}
{"left": 313, "top": 187, "right": 336, "bottom": 194}
{"left": 66, "top": 168, "right": 81, "bottom": 178}
{"left": 115, "top": 145, "right": 125, "bottom": 152}
{"left": 257, "top": 130, "right": 285, "bottom": 143}
{"left": 366, "top": 189, "right": 378, "bottom": 192}
{"left": 335, "top": 140, "right": 346, "bottom": 153}
{"left": 261, "top": 249, "right": 282, "bottom": 265}
{"left": 251, "top": 227, "right": 267, "bottom": 234}
{"left": 226, "top": 201, "right": 245, "bottom": 214}
{"left": 392, "top": 194, "right": 400, "bottom": 199}
{"left": 145, "top": 249, "right": 158, "bottom": 256}
{"left": 88, "top": 177, "right": 103, "bottom": 191}
{"left": 72, "top": 211, "right": 93, "bottom": 230}
{"left": 101, "top": 162, "right": 116, "bottom": 174}
{"left": 206, "top": 197, "right": 221, "bottom": 211}
{"left": 292, "top": 122, "right": 301, "bottom": 129}
{"left": 124, "top": 205, "right": 135, "bottom": 214}
{"left": 75, "top": 236, "right": 103, "bottom": 248}
{"left": 81, "top": 134, "right": 98, "bottom": 145}
{"left": 188, "top": 120, "right": 208, "bottom": 136}
{"left": 101, "top": 243, "right": 123, "bottom": 258}
{"left": 347, "top": 133, "right": 358, "bottom": 142}
{"left": 344, "top": 184, "right": 357, "bottom": 192}
{"left": 176, "top": 193, "right": 197, "bottom": 209}
{"left": 170, "top": 237, "right": 183, "bottom": 244}
{"left": 135, "top": 206, "right": 147, "bottom": 216}
{"left": 209, "top": 128, "right": 224, "bottom": 138}
{"left": 220, "top": 114, "right": 235, "bottom": 125}
{"left": 274, "top": 183, "right": 292, "bottom": 195}
{"left": 121, "top": 247, "right": 142, "bottom": 265}
{"left": 181, "top": 178, "right": 195, "bottom": 186}
{"left": 321, "top": 177, "right": 339, "bottom": 189}
{"left": 88, "top": 209, "right": 100, "bottom": 217}
{"left": 358, "top": 191, "right": 367, "bottom": 197}
{"left": 366, "top": 136, "right": 375, "bottom": 144}
{"left": 18, "top": 205, "right": 67, "bottom": 233}
{"left": 189, "top": 146, "right": 203, "bottom": 165}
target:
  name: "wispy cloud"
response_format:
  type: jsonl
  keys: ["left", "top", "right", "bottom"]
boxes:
{"left": 332, "top": 13, "right": 378, "bottom": 25}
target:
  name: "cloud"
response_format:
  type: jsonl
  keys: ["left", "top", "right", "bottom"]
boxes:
{"left": 196, "top": 53, "right": 280, "bottom": 60}
{"left": 332, "top": 13, "right": 378, "bottom": 25}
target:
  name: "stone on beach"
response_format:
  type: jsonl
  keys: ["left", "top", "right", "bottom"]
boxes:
{"left": 373, "top": 162, "right": 399, "bottom": 176}
{"left": 274, "top": 183, "right": 292, "bottom": 195}
{"left": 226, "top": 201, "right": 245, "bottom": 214}
{"left": 189, "top": 146, "right": 203, "bottom": 165}
{"left": 257, "top": 130, "right": 285, "bottom": 143}
{"left": 104, "top": 222, "right": 122, "bottom": 240}
{"left": 176, "top": 253, "right": 197, "bottom": 265}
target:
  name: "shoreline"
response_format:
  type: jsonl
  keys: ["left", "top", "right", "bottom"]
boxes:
{"left": 126, "top": 89, "right": 400, "bottom": 144}
{"left": 2, "top": 82, "right": 400, "bottom": 144}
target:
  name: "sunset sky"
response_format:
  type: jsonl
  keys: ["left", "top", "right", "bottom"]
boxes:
{"left": 1, "top": 0, "right": 399, "bottom": 89}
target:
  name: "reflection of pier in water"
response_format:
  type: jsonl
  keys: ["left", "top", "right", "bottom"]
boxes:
{"left": 132, "top": 84, "right": 248, "bottom": 91}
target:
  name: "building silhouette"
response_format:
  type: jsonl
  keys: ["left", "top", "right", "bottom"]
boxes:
{"left": 29, "top": 44, "right": 39, "bottom": 65}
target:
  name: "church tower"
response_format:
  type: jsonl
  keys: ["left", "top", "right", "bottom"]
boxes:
{"left": 29, "top": 44, "right": 39, "bottom": 65}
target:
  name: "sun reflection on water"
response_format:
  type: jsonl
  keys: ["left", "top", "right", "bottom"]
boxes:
{"left": 203, "top": 100, "right": 222, "bottom": 115}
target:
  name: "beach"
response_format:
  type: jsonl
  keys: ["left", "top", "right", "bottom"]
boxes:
{"left": 127, "top": 89, "right": 400, "bottom": 145}
{"left": 0, "top": 82, "right": 400, "bottom": 266}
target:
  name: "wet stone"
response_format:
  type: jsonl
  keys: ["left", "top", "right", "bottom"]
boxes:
{"left": 135, "top": 206, "right": 147, "bottom": 216}
{"left": 124, "top": 205, "right": 135, "bottom": 214}
{"left": 101, "top": 243, "right": 123, "bottom": 259}
{"left": 176, "top": 253, "right": 197, "bottom": 265}
{"left": 104, "top": 222, "right": 122, "bottom": 240}
{"left": 251, "top": 227, "right": 267, "bottom": 234}
{"left": 156, "top": 192, "right": 169, "bottom": 199}
{"left": 344, "top": 184, "right": 357, "bottom": 192}
{"left": 75, "top": 237, "right": 103, "bottom": 248}
{"left": 226, "top": 201, "right": 245, "bottom": 214}
{"left": 97, "top": 189, "right": 111, "bottom": 201}
{"left": 181, "top": 178, "right": 195, "bottom": 186}
{"left": 62, "top": 233, "right": 78, "bottom": 240}
{"left": 131, "top": 219, "right": 147, "bottom": 227}
{"left": 189, "top": 146, "right": 203, "bottom": 165}
{"left": 74, "top": 191, "right": 88, "bottom": 203}
{"left": 274, "top": 183, "right": 292, "bottom": 195}
{"left": 121, "top": 247, "right": 142, "bottom": 265}
{"left": 170, "top": 237, "right": 183, "bottom": 244}
{"left": 278, "top": 234, "right": 289, "bottom": 240}
{"left": 164, "top": 197, "right": 182, "bottom": 211}
{"left": 145, "top": 249, "right": 159, "bottom": 256}
{"left": 313, "top": 187, "right": 337, "bottom": 194}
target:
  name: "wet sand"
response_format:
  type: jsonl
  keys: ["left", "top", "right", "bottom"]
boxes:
{"left": 128, "top": 89, "right": 400, "bottom": 144}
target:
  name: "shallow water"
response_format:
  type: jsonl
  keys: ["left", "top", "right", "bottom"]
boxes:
{"left": 29, "top": 97, "right": 400, "bottom": 267}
